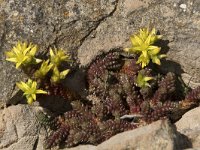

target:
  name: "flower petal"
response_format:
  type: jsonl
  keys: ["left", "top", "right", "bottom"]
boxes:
{"left": 31, "top": 81, "right": 37, "bottom": 90}
{"left": 159, "top": 54, "right": 167, "bottom": 59}
{"left": 6, "top": 57, "right": 17, "bottom": 63}
{"left": 50, "top": 48, "right": 54, "bottom": 57}
{"left": 29, "top": 45, "right": 38, "bottom": 56}
{"left": 60, "top": 69, "right": 70, "bottom": 79}
{"left": 144, "top": 76, "right": 154, "bottom": 82}
{"left": 16, "top": 82, "right": 27, "bottom": 92}
{"left": 32, "top": 94, "right": 36, "bottom": 100}
{"left": 130, "top": 35, "right": 143, "bottom": 46}
{"left": 36, "top": 90, "right": 47, "bottom": 94}
{"left": 26, "top": 95, "right": 34, "bottom": 104}
{"left": 16, "top": 62, "right": 22, "bottom": 69}
{"left": 142, "top": 50, "right": 148, "bottom": 58}
{"left": 152, "top": 56, "right": 161, "bottom": 65}
{"left": 5, "top": 51, "right": 15, "bottom": 57}
{"left": 148, "top": 46, "right": 160, "bottom": 55}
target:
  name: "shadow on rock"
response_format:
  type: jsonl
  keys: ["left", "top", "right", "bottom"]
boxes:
{"left": 175, "top": 131, "right": 193, "bottom": 149}
{"left": 156, "top": 39, "right": 170, "bottom": 54}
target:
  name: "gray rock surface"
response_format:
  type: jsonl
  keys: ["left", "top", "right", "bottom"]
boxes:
{"left": 0, "top": 104, "right": 40, "bottom": 150}
{"left": 176, "top": 106, "right": 200, "bottom": 148}
{"left": 96, "top": 120, "right": 189, "bottom": 150}
{"left": 0, "top": 105, "right": 193, "bottom": 150}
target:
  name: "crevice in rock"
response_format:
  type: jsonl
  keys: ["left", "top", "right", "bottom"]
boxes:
{"left": 79, "top": 0, "right": 119, "bottom": 48}
{"left": 0, "top": 23, "right": 6, "bottom": 50}
{"left": 32, "top": 136, "right": 39, "bottom": 150}
{"left": 175, "top": 131, "right": 193, "bottom": 149}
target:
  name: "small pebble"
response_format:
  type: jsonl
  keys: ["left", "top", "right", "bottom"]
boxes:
{"left": 180, "top": 4, "right": 187, "bottom": 12}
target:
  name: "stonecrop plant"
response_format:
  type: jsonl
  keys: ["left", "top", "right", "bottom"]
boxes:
{"left": 5, "top": 41, "right": 42, "bottom": 69}
{"left": 136, "top": 71, "right": 154, "bottom": 88}
{"left": 50, "top": 48, "right": 70, "bottom": 67}
{"left": 124, "top": 28, "right": 166, "bottom": 68}
{"left": 5, "top": 41, "right": 71, "bottom": 104}
{"left": 34, "top": 60, "right": 53, "bottom": 79}
{"left": 16, "top": 79, "right": 47, "bottom": 104}
{"left": 5, "top": 27, "right": 200, "bottom": 149}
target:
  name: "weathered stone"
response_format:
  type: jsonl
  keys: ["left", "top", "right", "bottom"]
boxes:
{"left": 176, "top": 107, "right": 200, "bottom": 148}
{"left": 96, "top": 120, "right": 190, "bottom": 150}
{"left": 0, "top": 105, "right": 40, "bottom": 149}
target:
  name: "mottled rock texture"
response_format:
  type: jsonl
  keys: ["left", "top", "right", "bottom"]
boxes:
{"left": 176, "top": 107, "right": 200, "bottom": 148}
{"left": 96, "top": 120, "right": 190, "bottom": 150}
{"left": 0, "top": 0, "right": 200, "bottom": 149}
{"left": 0, "top": 105, "right": 40, "bottom": 150}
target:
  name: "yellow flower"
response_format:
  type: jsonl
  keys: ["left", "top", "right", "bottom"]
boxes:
{"left": 51, "top": 66, "right": 70, "bottom": 83}
{"left": 136, "top": 72, "right": 154, "bottom": 88}
{"left": 136, "top": 54, "right": 150, "bottom": 68}
{"left": 34, "top": 59, "right": 53, "bottom": 79}
{"left": 124, "top": 28, "right": 165, "bottom": 68}
{"left": 16, "top": 79, "right": 47, "bottom": 104}
{"left": 148, "top": 48, "right": 167, "bottom": 65}
{"left": 50, "top": 48, "right": 70, "bottom": 67}
{"left": 5, "top": 41, "right": 42, "bottom": 69}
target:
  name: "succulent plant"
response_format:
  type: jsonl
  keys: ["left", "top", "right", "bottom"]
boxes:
{"left": 5, "top": 41, "right": 42, "bottom": 69}
{"left": 50, "top": 48, "right": 70, "bottom": 67}
{"left": 135, "top": 71, "right": 154, "bottom": 88}
{"left": 5, "top": 28, "right": 200, "bottom": 149}
{"left": 124, "top": 28, "right": 166, "bottom": 68}
{"left": 34, "top": 59, "right": 53, "bottom": 79}
{"left": 16, "top": 79, "right": 47, "bottom": 104}
{"left": 51, "top": 66, "right": 70, "bottom": 83}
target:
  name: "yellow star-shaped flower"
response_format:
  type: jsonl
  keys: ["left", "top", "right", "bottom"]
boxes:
{"left": 136, "top": 71, "right": 154, "bottom": 88}
{"left": 51, "top": 66, "right": 70, "bottom": 83}
{"left": 124, "top": 28, "right": 166, "bottom": 68}
{"left": 5, "top": 41, "right": 41, "bottom": 69}
{"left": 50, "top": 48, "right": 70, "bottom": 67}
{"left": 34, "top": 59, "right": 53, "bottom": 79}
{"left": 16, "top": 79, "right": 47, "bottom": 104}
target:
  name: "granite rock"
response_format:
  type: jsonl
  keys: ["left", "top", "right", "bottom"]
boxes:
{"left": 62, "top": 120, "right": 191, "bottom": 150}
{"left": 176, "top": 107, "right": 200, "bottom": 148}
{"left": 0, "top": 104, "right": 41, "bottom": 150}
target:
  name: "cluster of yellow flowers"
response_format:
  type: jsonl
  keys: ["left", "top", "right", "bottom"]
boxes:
{"left": 124, "top": 28, "right": 166, "bottom": 68}
{"left": 5, "top": 42, "right": 70, "bottom": 104}
{"left": 5, "top": 42, "right": 41, "bottom": 69}
{"left": 124, "top": 27, "right": 166, "bottom": 88}
{"left": 16, "top": 79, "right": 47, "bottom": 104}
